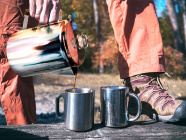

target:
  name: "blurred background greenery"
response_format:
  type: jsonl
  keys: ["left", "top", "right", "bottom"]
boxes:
{"left": 59, "top": 0, "right": 186, "bottom": 79}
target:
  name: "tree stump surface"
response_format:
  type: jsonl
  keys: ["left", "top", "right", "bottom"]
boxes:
{"left": 0, "top": 121, "right": 186, "bottom": 139}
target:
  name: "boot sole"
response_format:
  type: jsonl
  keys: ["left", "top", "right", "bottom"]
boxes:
{"left": 143, "top": 101, "right": 186, "bottom": 123}
{"left": 129, "top": 101, "right": 186, "bottom": 123}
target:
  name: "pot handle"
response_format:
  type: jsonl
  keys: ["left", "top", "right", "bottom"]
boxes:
{"left": 126, "top": 93, "right": 142, "bottom": 122}
{"left": 56, "top": 93, "right": 65, "bottom": 117}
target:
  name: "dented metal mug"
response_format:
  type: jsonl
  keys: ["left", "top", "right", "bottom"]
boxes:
{"left": 100, "top": 86, "right": 141, "bottom": 127}
{"left": 6, "top": 20, "right": 88, "bottom": 77}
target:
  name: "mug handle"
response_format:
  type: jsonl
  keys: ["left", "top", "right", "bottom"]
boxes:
{"left": 55, "top": 93, "right": 65, "bottom": 117}
{"left": 126, "top": 93, "right": 142, "bottom": 122}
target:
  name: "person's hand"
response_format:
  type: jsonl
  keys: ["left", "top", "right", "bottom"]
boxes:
{"left": 29, "top": 0, "right": 61, "bottom": 24}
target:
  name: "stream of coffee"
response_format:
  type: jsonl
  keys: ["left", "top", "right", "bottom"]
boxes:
{"left": 72, "top": 73, "right": 78, "bottom": 93}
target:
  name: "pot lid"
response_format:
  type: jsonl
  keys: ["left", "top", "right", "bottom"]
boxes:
{"left": 61, "top": 20, "right": 87, "bottom": 66}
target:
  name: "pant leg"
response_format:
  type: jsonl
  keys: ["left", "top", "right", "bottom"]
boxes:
{"left": 0, "top": 0, "right": 38, "bottom": 125}
{"left": 106, "top": 0, "right": 166, "bottom": 79}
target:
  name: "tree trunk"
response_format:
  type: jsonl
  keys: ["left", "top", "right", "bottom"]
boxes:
{"left": 93, "top": 0, "right": 104, "bottom": 73}
{"left": 181, "top": 0, "right": 186, "bottom": 56}
{"left": 166, "top": 0, "right": 184, "bottom": 54}
{"left": 102, "top": 0, "right": 108, "bottom": 31}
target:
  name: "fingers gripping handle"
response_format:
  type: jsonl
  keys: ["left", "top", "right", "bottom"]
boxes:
{"left": 23, "top": 9, "right": 29, "bottom": 29}
{"left": 56, "top": 93, "right": 65, "bottom": 117}
{"left": 126, "top": 93, "right": 142, "bottom": 122}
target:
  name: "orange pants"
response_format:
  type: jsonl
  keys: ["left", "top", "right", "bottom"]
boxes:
{"left": 0, "top": 0, "right": 38, "bottom": 125}
{"left": 106, "top": 0, "right": 166, "bottom": 79}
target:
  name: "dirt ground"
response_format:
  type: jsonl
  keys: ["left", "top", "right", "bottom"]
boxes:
{"left": 34, "top": 73, "right": 186, "bottom": 122}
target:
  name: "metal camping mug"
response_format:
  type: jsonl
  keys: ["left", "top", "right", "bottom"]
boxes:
{"left": 100, "top": 86, "right": 141, "bottom": 127}
{"left": 56, "top": 88, "right": 95, "bottom": 131}
{"left": 6, "top": 19, "right": 88, "bottom": 77}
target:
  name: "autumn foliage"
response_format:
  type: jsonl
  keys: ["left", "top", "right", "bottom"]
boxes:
{"left": 91, "top": 34, "right": 119, "bottom": 73}
{"left": 164, "top": 46, "right": 184, "bottom": 77}
{"left": 91, "top": 43, "right": 185, "bottom": 77}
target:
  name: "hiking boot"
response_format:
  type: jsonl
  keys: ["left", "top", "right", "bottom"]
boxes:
{"left": 124, "top": 73, "right": 186, "bottom": 122}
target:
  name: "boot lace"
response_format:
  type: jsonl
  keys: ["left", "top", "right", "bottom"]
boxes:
{"left": 143, "top": 72, "right": 175, "bottom": 110}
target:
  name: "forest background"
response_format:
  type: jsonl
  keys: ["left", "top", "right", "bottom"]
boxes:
{"left": 59, "top": 0, "right": 186, "bottom": 79}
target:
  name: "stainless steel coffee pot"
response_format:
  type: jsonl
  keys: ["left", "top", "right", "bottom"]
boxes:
{"left": 6, "top": 19, "right": 88, "bottom": 77}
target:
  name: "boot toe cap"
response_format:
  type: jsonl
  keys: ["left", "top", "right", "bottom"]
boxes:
{"left": 169, "top": 101, "right": 186, "bottom": 122}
